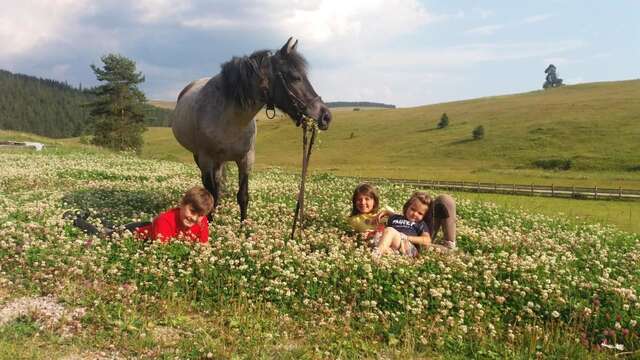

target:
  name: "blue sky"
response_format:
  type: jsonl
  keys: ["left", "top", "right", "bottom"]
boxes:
{"left": 1, "top": 0, "right": 638, "bottom": 107}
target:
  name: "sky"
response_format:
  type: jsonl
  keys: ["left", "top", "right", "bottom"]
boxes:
{"left": 1, "top": 1, "right": 638, "bottom": 107}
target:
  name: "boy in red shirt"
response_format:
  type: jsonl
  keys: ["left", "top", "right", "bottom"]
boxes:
{"left": 66, "top": 186, "right": 214, "bottom": 244}
{"left": 134, "top": 186, "right": 214, "bottom": 243}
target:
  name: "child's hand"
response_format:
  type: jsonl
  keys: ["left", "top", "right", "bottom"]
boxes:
{"left": 375, "top": 211, "right": 388, "bottom": 224}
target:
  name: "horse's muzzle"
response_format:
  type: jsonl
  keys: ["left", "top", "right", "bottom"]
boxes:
{"left": 316, "top": 107, "right": 332, "bottom": 130}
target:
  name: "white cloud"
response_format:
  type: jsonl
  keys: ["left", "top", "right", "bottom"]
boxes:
{"left": 478, "top": 9, "right": 495, "bottom": 19}
{"left": 305, "top": 39, "right": 587, "bottom": 106}
{"left": 312, "top": 64, "right": 453, "bottom": 107}
{"left": 179, "top": 0, "right": 436, "bottom": 47}
{"left": 277, "top": 0, "right": 434, "bottom": 44}
{"left": 133, "top": 0, "right": 190, "bottom": 23}
{"left": 0, "top": 0, "right": 91, "bottom": 58}
{"left": 181, "top": 17, "right": 245, "bottom": 29}
{"left": 367, "top": 41, "right": 586, "bottom": 69}
{"left": 523, "top": 14, "right": 554, "bottom": 24}
{"left": 465, "top": 24, "right": 504, "bottom": 36}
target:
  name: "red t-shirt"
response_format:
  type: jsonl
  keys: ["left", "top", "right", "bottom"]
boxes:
{"left": 135, "top": 207, "right": 209, "bottom": 244}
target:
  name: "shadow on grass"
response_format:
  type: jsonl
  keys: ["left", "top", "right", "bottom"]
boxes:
{"left": 62, "top": 188, "right": 175, "bottom": 221}
{"left": 417, "top": 128, "right": 440, "bottom": 133}
{"left": 449, "top": 138, "right": 476, "bottom": 145}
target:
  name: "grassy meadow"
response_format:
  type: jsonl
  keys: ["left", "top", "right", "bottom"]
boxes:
{"left": 1, "top": 148, "right": 640, "bottom": 358}
{"left": 2, "top": 80, "right": 640, "bottom": 236}
{"left": 148, "top": 80, "right": 640, "bottom": 188}
{"left": 143, "top": 80, "right": 640, "bottom": 234}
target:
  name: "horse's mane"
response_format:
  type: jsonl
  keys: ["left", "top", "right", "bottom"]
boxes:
{"left": 220, "top": 49, "right": 308, "bottom": 110}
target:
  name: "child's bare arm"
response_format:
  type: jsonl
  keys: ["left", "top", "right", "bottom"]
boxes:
{"left": 375, "top": 209, "right": 393, "bottom": 223}
{"left": 403, "top": 232, "right": 431, "bottom": 246}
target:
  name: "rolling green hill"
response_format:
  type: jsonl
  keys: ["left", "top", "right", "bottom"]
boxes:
{"left": 6, "top": 79, "right": 640, "bottom": 189}
{"left": 145, "top": 80, "right": 640, "bottom": 188}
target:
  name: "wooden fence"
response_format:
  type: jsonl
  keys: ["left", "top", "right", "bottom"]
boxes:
{"left": 359, "top": 178, "right": 640, "bottom": 201}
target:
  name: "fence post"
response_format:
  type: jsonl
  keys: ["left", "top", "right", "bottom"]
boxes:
{"left": 594, "top": 186, "right": 598, "bottom": 200}
{"left": 513, "top": 183, "right": 516, "bottom": 195}
{"left": 494, "top": 182, "right": 497, "bottom": 193}
{"left": 619, "top": 187, "right": 622, "bottom": 200}
{"left": 572, "top": 186, "right": 575, "bottom": 198}
{"left": 531, "top": 184, "right": 534, "bottom": 195}
{"left": 477, "top": 181, "right": 480, "bottom": 193}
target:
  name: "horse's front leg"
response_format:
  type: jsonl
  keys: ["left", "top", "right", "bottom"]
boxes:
{"left": 236, "top": 157, "right": 251, "bottom": 222}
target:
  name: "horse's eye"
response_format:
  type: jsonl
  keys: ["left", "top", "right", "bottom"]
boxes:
{"left": 288, "top": 73, "right": 302, "bottom": 82}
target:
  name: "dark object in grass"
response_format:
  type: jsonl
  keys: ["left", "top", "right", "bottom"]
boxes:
{"left": 63, "top": 210, "right": 150, "bottom": 237}
{"left": 532, "top": 158, "right": 572, "bottom": 171}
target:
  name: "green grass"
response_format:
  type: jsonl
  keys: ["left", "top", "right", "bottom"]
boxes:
{"left": 251, "top": 80, "right": 640, "bottom": 188}
{"left": 141, "top": 80, "right": 640, "bottom": 188}
{"left": 9, "top": 80, "right": 640, "bottom": 188}
{"left": 2, "top": 149, "right": 639, "bottom": 358}
{"left": 453, "top": 192, "right": 640, "bottom": 234}
{"left": 3, "top": 80, "right": 640, "bottom": 233}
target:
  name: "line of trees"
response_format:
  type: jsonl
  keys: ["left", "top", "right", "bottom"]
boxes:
{"left": 0, "top": 68, "right": 172, "bottom": 139}
{"left": 326, "top": 101, "right": 396, "bottom": 109}
{"left": 0, "top": 70, "right": 93, "bottom": 138}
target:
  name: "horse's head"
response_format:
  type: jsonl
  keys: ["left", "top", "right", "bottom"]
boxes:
{"left": 268, "top": 38, "right": 332, "bottom": 130}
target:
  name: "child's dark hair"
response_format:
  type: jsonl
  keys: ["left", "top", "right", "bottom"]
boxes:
{"left": 350, "top": 183, "right": 380, "bottom": 216}
{"left": 402, "top": 191, "right": 432, "bottom": 219}
{"left": 181, "top": 186, "right": 215, "bottom": 215}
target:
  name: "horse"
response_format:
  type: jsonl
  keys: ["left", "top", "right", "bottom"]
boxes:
{"left": 172, "top": 38, "right": 332, "bottom": 222}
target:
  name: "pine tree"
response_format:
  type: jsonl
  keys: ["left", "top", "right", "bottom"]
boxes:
{"left": 472, "top": 125, "right": 485, "bottom": 140}
{"left": 437, "top": 112, "right": 449, "bottom": 129}
{"left": 88, "top": 54, "right": 147, "bottom": 152}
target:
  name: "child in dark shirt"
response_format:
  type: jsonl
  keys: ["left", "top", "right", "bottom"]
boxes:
{"left": 374, "top": 191, "right": 432, "bottom": 257}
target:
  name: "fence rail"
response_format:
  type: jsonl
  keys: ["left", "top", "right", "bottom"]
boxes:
{"left": 358, "top": 178, "right": 640, "bottom": 201}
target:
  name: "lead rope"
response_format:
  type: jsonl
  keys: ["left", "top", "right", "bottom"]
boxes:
{"left": 291, "top": 117, "right": 318, "bottom": 240}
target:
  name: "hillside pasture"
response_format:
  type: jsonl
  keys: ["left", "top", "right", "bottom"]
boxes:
{"left": 251, "top": 80, "right": 640, "bottom": 188}
{"left": 146, "top": 80, "right": 640, "bottom": 189}
{"left": 1, "top": 149, "right": 639, "bottom": 358}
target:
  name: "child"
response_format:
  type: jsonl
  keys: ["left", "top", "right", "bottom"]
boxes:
{"left": 374, "top": 191, "right": 432, "bottom": 257}
{"left": 347, "top": 183, "right": 392, "bottom": 243}
{"left": 67, "top": 186, "right": 214, "bottom": 244}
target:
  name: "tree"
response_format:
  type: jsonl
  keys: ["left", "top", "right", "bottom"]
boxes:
{"left": 472, "top": 125, "right": 485, "bottom": 140}
{"left": 88, "top": 54, "right": 147, "bottom": 152}
{"left": 437, "top": 112, "right": 449, "bottom": 129}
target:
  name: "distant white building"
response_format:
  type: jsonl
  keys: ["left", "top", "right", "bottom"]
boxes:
{"left": 0, "top": 141, "right": 45, "bottom": 151}
{"left": 23, "top": 142, "right": 45, "bottom": 151}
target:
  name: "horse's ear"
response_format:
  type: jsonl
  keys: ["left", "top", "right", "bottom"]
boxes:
{"left": 291, "top": 39, "right": 298, "bottom": 52}
{"left": 280, "top": 37, "right": 295, "bottom": 55}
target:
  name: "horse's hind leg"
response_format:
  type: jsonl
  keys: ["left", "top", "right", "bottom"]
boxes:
{"left": 197, "top": 156, "right": 224, "bottom": 219}
{"left": 195, "top": 154, "right": 214, "bottom": 199}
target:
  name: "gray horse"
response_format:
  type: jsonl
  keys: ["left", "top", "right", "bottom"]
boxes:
{"left": 172, "top": 38, "right": 332, "bottom": 221}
